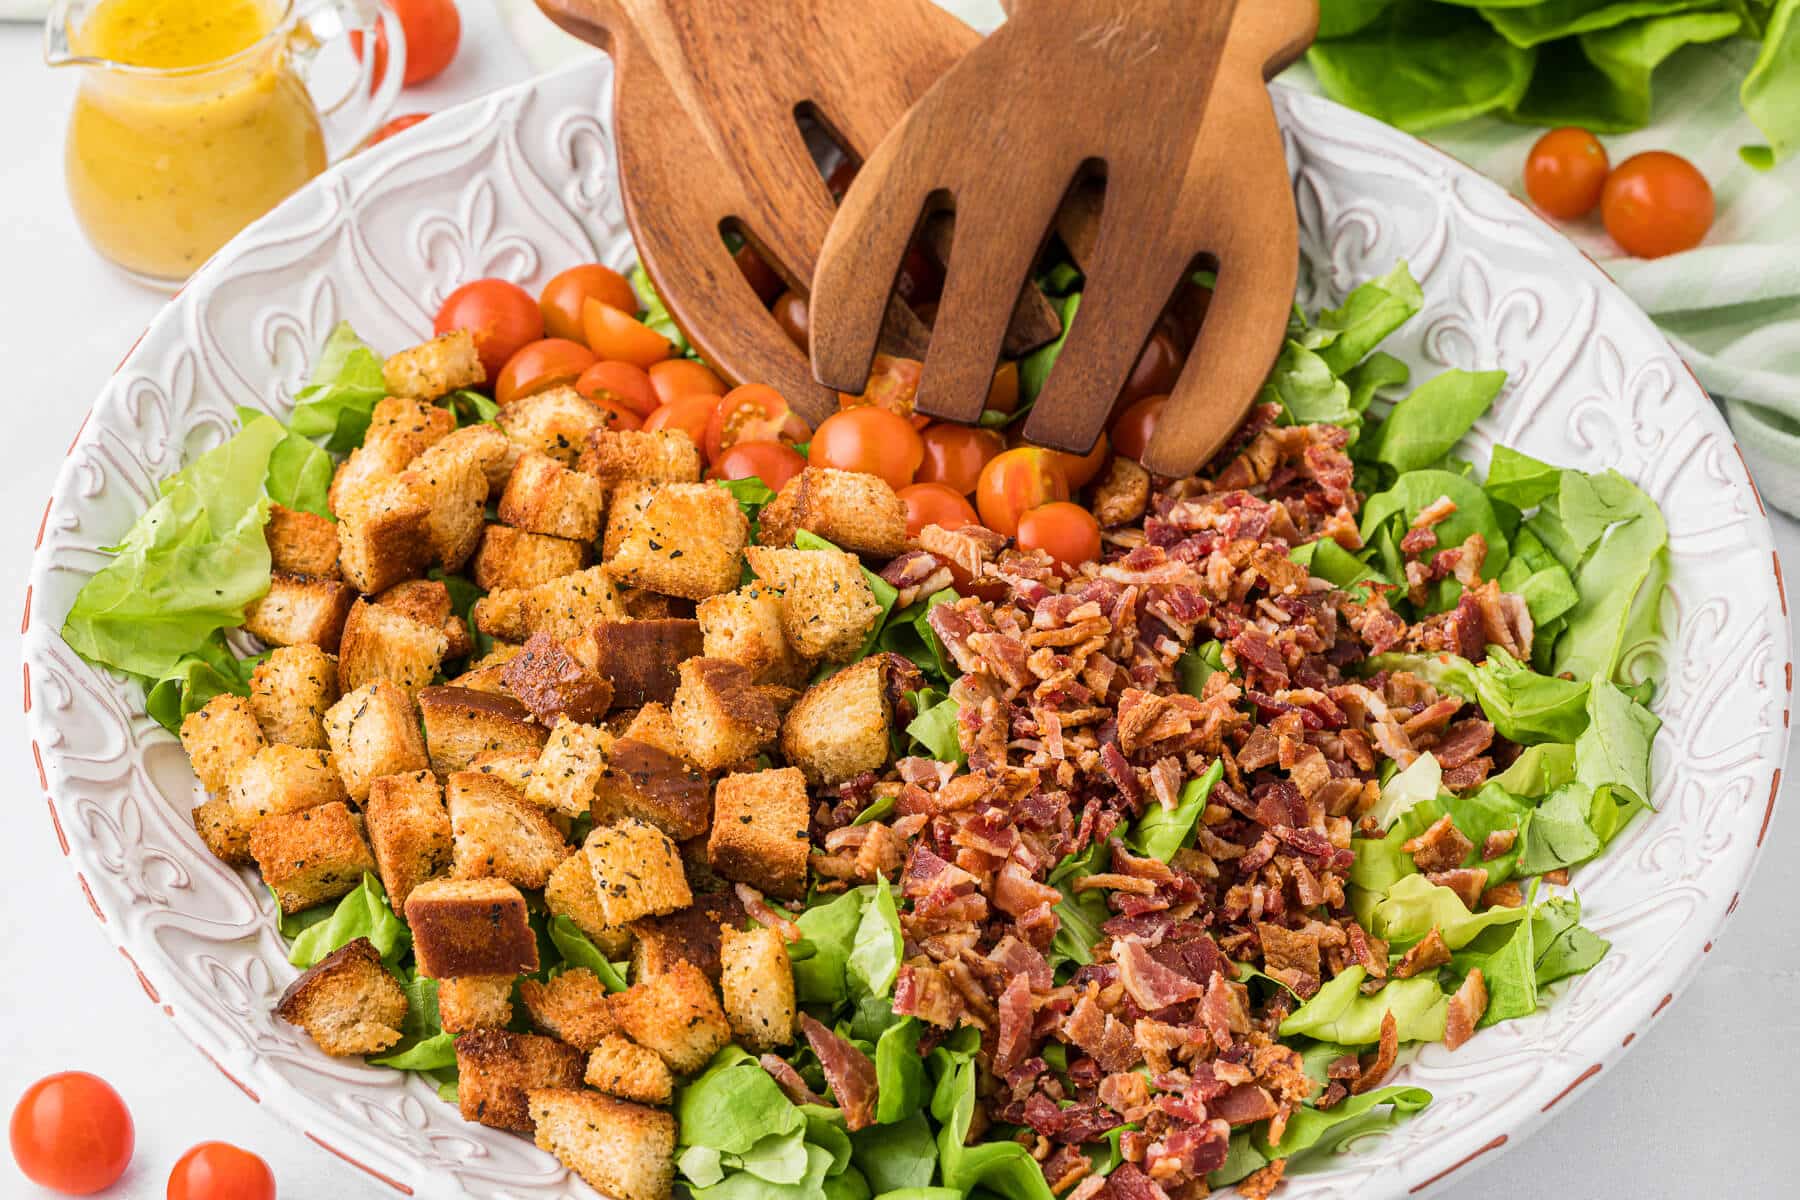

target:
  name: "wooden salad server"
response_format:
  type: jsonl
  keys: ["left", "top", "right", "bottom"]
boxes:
{"left": 531, "top": 0, "right": 1067, "bottom": 426}
{"left": 811, "top": 0, "right": 1318, "bottom": 478}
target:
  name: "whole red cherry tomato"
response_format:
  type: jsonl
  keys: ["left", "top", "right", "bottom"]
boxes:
{"left": 917, "top": 423, "right": 1004, "bottom": 495}
{"left": 1017, "top": 501, "right": 1102, "bottom": 568}
{"left": 435, "top": 279, "right": 543, "bottom": 380}
{"left": 898, "top": 482, "right": 979, "bottom": 539}
{"left": 1601, "top": 151, "right": 1714, "bottom": 259}
{"left": 1111, "top": 394, "right": 1167, "bottom": 464}
{"left": 976, "top": 448, "right": 1069, "bottom": 538}
{"left": 713, "top": 441, "right": 807, "bottom": 493}
{"left": 166, "top": 1141, "right": 275, "bottom": 1200}
{"left": 809, "top": 407, "right": 926, "bottom": 492}
{"left": 1524, "top": 127, "right": 1611, "bottom": 220}
{"left": 10, "top": 1072, "right": 134, "bottom": 1195}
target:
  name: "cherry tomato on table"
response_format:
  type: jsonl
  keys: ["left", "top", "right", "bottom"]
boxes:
{"left": 495, "top": 338, "right": 596, "bottom": 406}
{"left": 1018, "top": 501, "right": 1102, "bottom": 568}
{"left": 540, "top": 264, "right": 637, "bottom": 343}
{"left": 1111, "top": 393, "right": 1167, "bottom": 464}
{"left": 898, "top": 482, "right": 979, "bottom": 538}
{"left": 809, "top": 406, "right": 926, "bottom": 492}
{"left": 167, "top": 1141, "right": 275, "bottom": 1200}
{"left": 704, "top": 384, "right": 808, "bottom": 463}
{"left": 584, "top": 299, "right": 673, "bottom": 368}
{"left": 916, "top": 423, "right": 1004, "bottom": 495}
{"left": 644, "top": 393, "right": 724, "bottom": 451}
{"left": 1524, "top": 127, "right": 1611, "bottom": 220}
{"left": 577, "top": 360, "right": 660, "bottom": 418}
{"left": 10, "top": 1071, "right": 134, "bottom": 1195}
{"left": 353, "top": 0, "right": 462, "bottom": 89}
{"left": 713, "top": 440, "right": 807, "bottom": 493}
{"left": 365, "top": 112, "right": 429, "bottom": 148}
{"left": 649, "top": 358, "right": 728, "bottom": 408}
{"left": 435, "top": 278, "right": 543, "bottom": 379}
{"left": 976, "top": 447, "right": 1069, "bottom": 538}
{"left": 1602, "top": 150, "right": 1713, "bottom": 259}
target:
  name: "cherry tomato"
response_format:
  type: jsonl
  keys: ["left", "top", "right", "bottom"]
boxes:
{"left": 898, "top": 482, "right": 979, "bottom": 538}
{"left": 576, "top": 360, "right": 660, "bottom": 418}
{"left": 704, "top": 384, "right": 808, "bottom": 463}
{"left": 649, "top": 359, "right": 728, "bottom": 409}
{"left": 1118, "top": 327, "right": 1184, "bottom": 415}
{"left": 1524, "top": 127, "right": 1611, "bottom": 220}
{"left": 644, "top": 394, "right": 723, "bottom": 452}
{"left": 1601, "top": 150, "right": 1714, "bottom": 259}
{"left": 583, "top": 299, "right": 673, "bottom": 368}
{"left": 1018, "top": 501, "right": 1102, "bottom": 568}
{"left": 1050, "top": 432, "right": 1110, "bottom": 490}
{"left": 495, "top": 338, "right": 596, "bottom": 406}
{"left": 839, "top": 355, "right": 926, "bottom": 427}
{"left": 735, "top": 243, "right": 786, "bottom": 305}
{"left": 352, "top": 0, "right": 462, "bottom": 89}
{"left": 166, "top": 1141, "right": 275, "bottom": 1200}
{"left": 985, "top": 361, "right": 1021, "bottom": 416}
{"left": 713, "top": 441, "right": 807, "bottom": 493}
{"left": 435, "top": 279, "right": 544, "bottom": 380}
{"left": 976, "top": 448, "right": 1070, "bottom": 538}
{"left": 772, "top": 290, "right": 810, "bottom": 351}
{"left": 1111, "top": 394, "right": 1167, "bottom": 463}
{"left": 541, "top": 264, "right": 637, "bottom": 343}
{"left": 917, "top": 423, "right": 1004, "bottom": 495}
{"left": 809, "top": 407, "right": 926, "bottom": 492}
{"left": 10, "top": 1072, "right": 133, "bottom": 1195}
{"left": 365, "top": 112, "right": 428, "bottom": 148}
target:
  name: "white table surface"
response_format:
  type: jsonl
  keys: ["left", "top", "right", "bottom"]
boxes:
{"left": 1, "top": 4, "right": 1795, "bottom": 1196}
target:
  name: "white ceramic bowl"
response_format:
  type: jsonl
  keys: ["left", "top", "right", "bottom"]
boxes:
{"left": 22, "top": 61, "right": 1791, "bottom": 1199}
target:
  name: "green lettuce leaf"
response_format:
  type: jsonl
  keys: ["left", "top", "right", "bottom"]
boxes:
{"left": 1743, "top": 0, "right": 1800, "bottom": 162}
{"left": 1516, "top": 784, "right": 1605, "bottom": 874}
{"left": 848, "top": 876, "right": 903, "bottom": 1002}
{"left": 1575, "top": 678, "right": 1660, "bottom": 806}
{"left": 1359, "top": 469, "right": 1511, "bottom": 583}
{"left": 1369, "top": 751, "right": 1441, "bottom": 831}
{"left": 792, "top": 889, "right": 869, "bottom": 1006}
{"left": 872, "top": 1020, "right": 928, "bottom": 1126}
{"left": 879, "top": 591, "right": 957, "bottom": 685}
{"left": 1492, "top": 742, "right": 1577, "bottom": 796}
{"left": 1128, "top": 759, "right": 1225, "bottom": 861}
{"left": 369, "top": 973, "right": 458, "bottom": 1071}
{"left": 630, "top": 264, "right": 694, "bottom": 357}
{"left": 852, "top": 1111, "right": 938, "bottom": 1193}
{"left": 1368, "top": 873, "right": 1527, "bottom": 950}
{"left": 1367, "top": 369, "right": 1506, "bottom": 475}
{"left": 1177, "top": 640, "right": 1227, "bottom": 696}
{"left": 287, "top": 323, "right": 388, "bottom": 451}
{"left": 718, "top": 476, "right": 778, "bottom": 521}
{"left": 1278, "top": 965, "right": 1448, "bottom": 1044}
{"left": 257, "top": 408, "right": 334, "bottom": 519}
{"left": 1344, "top": 350, "right": 1411, "bottom": 415}
{"left": 143, "top": 631, "right": 266, "bottom": 735}
{"left": 1304, "top": 260, "right": 1424, "bottom": 375}
{"left": 1048, "top": 841, "right": 1111, "bottom": 971}
{"left": 929, "top": 1039, "right": 1056, "bottom": 1200}
{"left": 1533, "top": 895, "right": 1612, "bottom": 985}
{"left": 1261, "top": 341, "right": 1357, "bottom": 433}
{"left": 1021, "top": 292, "right": 1081, "bottom": 402}
{"left": 547, "top": 914, "right": 629, "bottom": 992}
{"left": 1539, "top": 470, "right": 1668, "bottom": 683}
{"left": 1258, "top": 1083, "right": 1434, "bottom": 1157}
{"left": 1308, "top": 3, "right": 1537, "bottom": 131}
{"left": 286, "top": 874, "right": 411, "bottom": 968}
{"left": 905, "top": 689, "right": 965, "bottom": 765}
{"left": 1484, "top": 445, "right": 1563, "bottom": 510}
{"left": 1483, "top": 0, "right": 1728, "bottom": 50}
{"left": 678, "top": 1046, "right": 807, "bottom": 1157}
{"left": 1368, "top": 648, "right": 1590, "bottom": 745}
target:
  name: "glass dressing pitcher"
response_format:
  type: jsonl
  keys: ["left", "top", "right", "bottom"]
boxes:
{"left": 46, "top": 0, "right": 407, "bottom": 286}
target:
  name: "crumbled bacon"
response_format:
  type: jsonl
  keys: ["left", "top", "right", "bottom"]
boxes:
{"left": 1444, "top": 969, "right": 1489, "bottom": 1051}
{"left": 1394, "top": 929, "right": 1450, "bottom": 979}
{"left": 1402, "top": 814, "right": 1475, "bottom": 873}
{"left": 800, "top": 1015, "right": 878, "bottom": 1129}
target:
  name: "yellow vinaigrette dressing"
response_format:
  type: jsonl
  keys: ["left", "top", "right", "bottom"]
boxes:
{"left": 64, "top": 0, "right": 327, "bottom": 282}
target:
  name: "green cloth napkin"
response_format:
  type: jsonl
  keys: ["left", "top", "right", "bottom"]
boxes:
{"left": 495, "top": 0, "right": 1800, "bottom": 513}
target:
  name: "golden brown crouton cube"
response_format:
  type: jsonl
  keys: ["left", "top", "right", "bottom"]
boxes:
{"left": 368, "top": 393, "right": 456, "bottom": 446}
{"left": 721, "top": 924, "right": 797, "bottom": 1050}
{"left": 757, "top": 467, "right": 908, "bottom": 557}
{"left": 406, "top": 876, "right": 539, "bottom": 978}
{"left": 519, "top": 969, "right": 617, "bottom": 1052}
{"left": 337, "top": 477, "right": 433, "bottom": 595}
{"left": 250, "top": 801, "right": 375, "bottom": 914}
{"left": 607, "top": 483, "right": 748, "bottom": 601}
{"left": 328, "top": 436, "right": 417, "bottom": 517}
{"left": 497, "top": 386, "right": 613, "bottom": 467}
{"left": 456, "top": 1030, "right": 584, "bottom": 1133}
{"left": 322, "top": 681, "right": 429, "bottom": 802}
{"left": 503, "top": 632, "right": 614, "bottom": 726}
{"left": 248, "top": 644, "right": 339, "bottom": 750}
{"left": 363, "top": 770, "right": 451, "bottom": 913}
{"left": 473, "top": 525, "right": 590, "bottom": 593}
{"left": 193, "top": 797, "right": 252, "bottom": 865}
{"left": 697, "top": 584, "right": 813, "bottom": 688}
{"left": 621, "top": 703, "right": 688, "bottom": 759}
{"left": 383, "top": 329, "right": 485, "bottom": 400}
{"left": 265, "top": 504, "right": 340, "bottom": 577}
{"left": 180, "top": 694, "right": 266, "bottom": 794}
{"left": 376, "top": 579, "right": 470, "bottom": 659}
{"left": 568, "top": 618, "right": 703, "bottom": 707}
{"left": 467, "top": 748, "right": 539, "bottom": 792}
{"left": 744, "top": 545, "right": 881, "bottom": 662}
{"left": 412, "top": 423, "right": 515, "bottom": 499}
{"left": 447, "top": 771, "right": 571, "bottom": 888}
{"left": 628, "top": 891, "right": 747, "bottom": 984}
{"left": 499, "top": 450, "right": 605, "bottom": 542}
{"left": 473, "top": 566, "right": 629, "bottom": 643}
{"left": 781, "top": 655, "right": 892, "bottom": 786}
{"left": 608, "top": 960, "right": 731, "bottom": 1073}
{"left": 228, "top": 743, "right": 349, "bottom": 823}
{"left": 602, "top": 481, "right": 654, "bottom": 561}
{"left": 707, "top": 768, "right": 810, "bottom": 899}
{"left": 526, "top": 718, "right": 609, "bottom": 817}
{"left": 275, "top": 937, "right": 407, "bottom": 1056}
{"left": 438, "top": 974, "right": 516, "bottom": 1033}
{"left": 1091, "top": 455, "right": 1151, "bottom": 526}
{"left": 579, "top": 428, "right": 702, "bottom": 489}
{"left": 670, "top": 658, "right": 779, "bottom": 771}
{"left": 586, "top": 818, "right": 692, "bottom": 927}
{"left": 449, "top": 644, "right": 522, "bottom": 695}
{"left": 400, "top": 453, "right": 488, "bottom": 573}
{"left": 244, "top": 572, "right": 356, "bottom": 651}
{"left": 544, "top": 851, "right": 635, "bottom": 957}
{"left": 584, "top": 1035, "right": 674, "bottom": 1105}
{"left": 528, "top": 1088, "right": 675, "bottom": 1200}
{"left": 338, "top": 598, "right": 448, "bottom": 699}
{"left": 591, "top": 731, "right": 711, "bottom": 842}
{"left": 418, "top": 686, "right": 548, "bottom": 775}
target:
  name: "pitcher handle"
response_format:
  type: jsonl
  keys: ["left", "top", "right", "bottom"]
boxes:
{"left": 290, "top": 0, "right": 409, "bottom": 161}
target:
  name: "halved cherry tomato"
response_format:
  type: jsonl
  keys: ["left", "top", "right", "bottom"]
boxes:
{"left": 735, "top": 243, "right": 786, "bottom": 305}
{"left": 976, "top": 447, "right": 1069, "bottom": 537}
{"left": 365, "top": 112, "right": 429, "bottom": 149}
{"left": 985, "top": 361, "right": 1021, "bottom": 416}
{"left": 583, "top": 299, "right": 673, "bottom": 368}
{"left": 809, "top": 407, "right": 926, "bottom": 492}
{"left": 898, "top": 482, "right": 979, "bottom": 539}
{"left": 166, "top": 1141, "right": 275, "bottom": 1200}
{"left": 644, "top": 394, "right": 724, "bottom": 452}
{"left": 1602, "top": 150, "right": 1713, "bottom": 259}
{"left": 541, "top": 264, "right": 637, "bottom": 343}
{"left": 10, "top": 1071, "right": 134, "bottom": 1195}
{"left": 1524, "top": 127, "right": 1610, "bottom": 220}
{"left": 839, "top": 354, "right": 926, "bottom": 428}
{"left": 772, "top": 290, "right": 810, "bottom": 351}
{"left": 1111, "top": 394, "right": 1167, "bottom": 463}
{"left": 650, "top": 359, "right": 728, "bottom": 409}
{"left": 1050, "top": 432, "right": 1109, "bottom": 490}
{"left": 495, "top": 338, "right": 596, "bottom": 406}
{"left": 435, "top": 278, "right": 544, "bottom": 379}
{"left": 713, "top": 440, "right": 807, "bottom": 493}
{"left": 576, "top": 360, "right": 659, "bottom": 418}
{"left": 917, "top": 423, "right": 1004, "bottom": 495}
{"left": 704, "top": 384, "right": 809, "bottom": 463}
{"left": 1018, "top": 501, "right": 1101, "bottom": 568}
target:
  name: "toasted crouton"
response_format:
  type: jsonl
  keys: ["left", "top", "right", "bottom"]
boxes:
{"left": 412, "top": 423, "right": 515, "bottom": 498}
{"left": 450, "top": 645, "right": 522, "bottom": 695}
{"left": 337, "top": 477, "right": 432, "bottom": 595}
{"left": 1091, "top": 455, "right": 1151, "bottom": 526}
{"left": 579, "top": 428, "right": 702, "bottom": 488}
{"left": 455, "top": 1030, "right": 584, "bottom": 1133}
{"left": 721, "top": 924, "right": 797, "bottom": 1049}
{"left": 781, "top": 655, "right": 893, "bottom": 786}
{"left": 568, "top": 619, "right": 703, "bottom": 707}
{"left": 499, "top": 451, "right": 606, "bottom": 542}
{"left": 606, "top": 483, "right": 748, "bottom": 601}
{"left": 368, "top": 393, "right": 456, "bottom": 446}
{"left": 447, "top": 771, "right": 571, "bottom": 888}
{"left": 519, "top": 969, "right": 617, "bottom": 1051}
{"left": 467, "top": 748, "right": 539, "bottom": 792}
{"left": 276, "top": 937, "right": 407, "bottom": 1056}
{"left": 400, "top": 452, "right": 488, "bottom": 572}
{"left": 265, "top": 504, "right": 340, "bottom": 577}
{"left": 473, "top": 566, "right": 629, "bottom": 643}
{"left": 338, "top": 598, "right": 448, "bottom": 698}
{"left": 405, "top": 876, "right": 538, "bottom": 978}
{"left": 608, "top": 960, "right": 730, "bottom": 1073}
{"left": 228, "top": 743, "right": 349, "bottom": 823}
{"left": 697, "top": 584, "right": 813, "bottom": 687}
{"left": 383, "top": 328, "right": 485, "bottom": 400}
{"left": 707, "top": 768, "right": 810, "bottom": 899}
{"left": 591, "top": 727, "right": 711, "bottom": 842}
{"left": 526, "top": 718, "right": 609, "bottom": 817}
{"left": 628, "top": 890, "right": 747, "bottom": 983}
{"left": 473, "top": 525, "right": 590, "bottom": 593}
{"left": 322, "top": 682, "right": 429, "bottom": 801}
{"left": 621, "top": 703, "right": 688, "bottom": 759}
{"left": 180, "top": 694, "right": 266, "bottom": 794}
{"left": 248, "top": 644, "right": 339, "bottom": 750}
{"left": 376, "top": 578, "right": 470, "bottom": 658}
{"left": 244, "top": 572, "right": 356, "bottom": 651}
{"left": 744, "top": 545, "right": 881, "bottom": 662}
{"left": 497, "top": 386, "right": 614, "bottom": 467}
{"left": 363, "top": 771, "right": 451, "bottom": 912}
{"left": 193, "top": 797, "right": 252, "bottom": 865}
{"left": 418, "top": 686, "right": 548, "bottom": 774}
{"left": 528, "top": 1088, "right": 675, "bottom": 1200}
{"left": 329, "top": 436, "right": 417, "bottom": 517}
{"left": 544, "top": 851, "right": 635, "bottom": 957}
{"left": 619, "top": 587, "right": 691, "bottom": 620}
{"left": 503, "top": 632, "right": 614, "bottom": 726}
{"left": 250, "top": 801, "right": 375, "bottom": 914}
{"left": 670, "top": 658, "right": 779, "bottom": 771}
{"left": 438, "top": 974, "right": 516, "bottom": 1033}
{"left": 585, "top": 1035, "right": 674, "bottom": 1105}
{"left": 585, "top": 819, "right": 692, "bottom": 927}
{"left": 758, "top": 468, "right": 908, "bottom": 557}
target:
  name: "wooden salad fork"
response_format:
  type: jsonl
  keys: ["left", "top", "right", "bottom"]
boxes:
{"left": 811, "top": 0, "right": 1318, "bottom": 478}
{"left": 532, "top": 0, "right": 1067, "bottom": 426}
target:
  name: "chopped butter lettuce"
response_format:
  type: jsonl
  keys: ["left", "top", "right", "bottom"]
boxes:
{"left": 287, "top": 322, "right": 387, "bottom": 451}
{"left": 1127, "top": 758, "right": 1225, "bottom": 861}
{"left": 286, "top": 874, "right": 411, "bottom": 968}
{"left": 1368, "top": 647, "right": 1590, "bottom": 745}
{"left": 1368, "top": 873, "right": 1527, "bottom": 950}
{"left": 904, "top": 688, "right": 964, "bottom": 765}
{"left": 1369, "top": 751, "right": 1441, "bottom": 831}
{"left": 847, "top": 876, "right": 903, "bottom": 1003}
{"left": 1279, "top": 965, "right": 1448, "bottom": 1044}
{"left": 1366, "top": 368, "right": 1506, "bottom": 476}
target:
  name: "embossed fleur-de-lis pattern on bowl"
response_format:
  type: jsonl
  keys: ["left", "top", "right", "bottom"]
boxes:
{"left": 22, "top": 63, "right": 1790, "bottom": 1199}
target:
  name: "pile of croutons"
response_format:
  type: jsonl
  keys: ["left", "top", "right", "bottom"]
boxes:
{"left": 177, "top": 329, "right": 914, "bottom": 1200}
